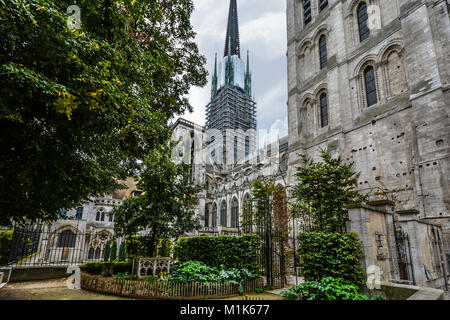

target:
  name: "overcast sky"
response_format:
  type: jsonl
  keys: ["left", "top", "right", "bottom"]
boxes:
{"left": 176, "top": 0, "right": 288, "bottom": 139}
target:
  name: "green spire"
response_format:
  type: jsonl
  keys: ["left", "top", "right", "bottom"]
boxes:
{"left": 245, "top": 50, "right": 252, "bottom": 97}
{"left": 211, "top": 52, "right": 218, "bottom": 99}
{"left": 225, "top": 36, "right": 234, "bottom": 87}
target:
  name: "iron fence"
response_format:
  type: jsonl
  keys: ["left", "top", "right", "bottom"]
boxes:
{"left": 0, "top": 224, "right": 111, "bottom": 267}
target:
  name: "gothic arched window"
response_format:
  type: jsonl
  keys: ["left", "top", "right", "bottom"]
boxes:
{"left": 364, "top": 66, "right": 378, "bottom": 107}
{"left": 319, "top": 35, "right": 327, "bottom": 69}
{"left": 320, "top": 92, "right": 329, "bottom": 128}
{"left": 357, "top": 2, "right": 370, "bottom": 42}
{"left": 212, "top": 203, "right": 218, "bottom": 227}
{"left": 57, "top": 230, "right": 76, "bottom": 248}
{"left": 243, "top": 194, "right": 253, "bottom": 234}
{"left": 220, "top": 200, "right": 227, "bottom": 227}
{"left": 94, "top": 247, "right": 101, "bottom": 260}
{"left": 205, "top": 205, "right": 210, "bottom": 228}
{"left": 88, "top": 247, "right": 94, "bottom": 259}
{"left": 231, "top": 198, "right": 239, "bottom": 228}
{"left": 303, "top": 0, "right": 312, "bottom": 25}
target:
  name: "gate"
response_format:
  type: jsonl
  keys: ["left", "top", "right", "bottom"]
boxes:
{"left": 395, "top": 228, "right": 415, "bottom": 285}
{"left": 2, "top": 224, "right": 96, "bottom": 267}
{"left": 256, "top": 231, "right": 289, "bottom": 290}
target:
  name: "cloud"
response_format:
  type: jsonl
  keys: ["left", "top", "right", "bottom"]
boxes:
{"left": 241, "top": 12, "right": 286, "bottom": 61}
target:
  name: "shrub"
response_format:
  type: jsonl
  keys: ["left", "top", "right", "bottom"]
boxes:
{"left": 297, "top": 232, "right": 364, "bottom": 286}
{"left": 80, "top": 261, "right": 132, "bottom": 276}
{"left": 174, "top": 234, "right": 260, "bottom": 274}
{"left": 280, "top": 277, "right": 372, "bottom": 301}
{"left": 168, "top": 261, "right": 258, "bottom": 284}
{"left": 168, "top": 261, "right": 220, "bottom": 283}
{"left": 112, "top": 261, "right": 132, "bottom": 274}
{"left": 80, "top": 262, "right": 104, "bottom": 275}
{"left": 115, "top": 273, "right": 139, "bottom": 280}
{"left": 0, "top": 230, "right": 13, "bottom": 266}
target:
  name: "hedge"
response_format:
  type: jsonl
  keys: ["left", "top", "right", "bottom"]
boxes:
{"left": 174, "top": 234, "right": 261, "bottom": 274}
{"left": 0, "top": 230, "right": 13, "bottom": 266}
{"left": 297, "top": 232, "right": 364, "bottom": 286}
{"left": 80, "top": 261, "right": 132, "bottom": 276}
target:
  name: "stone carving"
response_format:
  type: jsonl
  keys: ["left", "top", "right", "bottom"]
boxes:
{"left": 134, "top": 257, "right": 172, "bottom": 278}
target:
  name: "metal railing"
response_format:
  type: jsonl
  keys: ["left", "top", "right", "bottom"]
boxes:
{"left": 1, "top": 224, "right": 112, "bottom": 267}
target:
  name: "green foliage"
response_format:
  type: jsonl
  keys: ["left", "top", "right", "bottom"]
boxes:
{"left": 157, "top": 238, "right": 173, "bottom": 257}
{"left": 124, "top": 235, "right": 174, "bottom": 258}
{"left": 80, "top": 262, "right": 104, "bottom": 275}
{"left": 112, "top": 261, "right": 132, "bottom": 275}
{"left": 280, "top": 277, "right": 372, "bottom": 301}
{"left": 80, "top": 261, "right": 132, "bottom": 276}
{"left": 168, "top": 261, "right": 220, "bottom": 283}
{"left": 118, "top": 242, "right": 126, "bottom": 262}
{"left": 113, "top": 142, "right": 203, "bottom": 256}
{"left": 115, "top": 272, "right": 139, "bottom": 280}
{"left": 168, "top": 261, "right": 257, "bottom": 284}
{"left": 174, "top": 234, "right": 261, "bottom": 274}
{"left": 0, "top": 0, "right": 207, "bottom": 226}
{"left": 297, "top": 232, "right": 364, "bottom": 286}
{"left": 103, "top": 243, "right": 111, "bottom": 262}
{"left": 291, "top": 149, "right": 367, "bottom": 234}
{"left": 109, "top": 242, "right": 117, "bottom": 262}
{"left": 0, "top": 230, "right": 14, "bottom": 266}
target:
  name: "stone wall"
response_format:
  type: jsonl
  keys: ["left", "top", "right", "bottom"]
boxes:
{"left": 286, "top": 0, "right": 450, "bottom": 282}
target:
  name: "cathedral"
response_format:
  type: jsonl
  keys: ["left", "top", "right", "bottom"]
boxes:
{"left": 18, "top": 0, "right": 449, "bottom": 290}
{"left": 174, "top": 0, "right": 450, "bottom": 289}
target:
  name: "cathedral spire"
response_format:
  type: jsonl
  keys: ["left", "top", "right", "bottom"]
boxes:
{"left": 245, "top": 50, "right": 252, "bottom": 97}
{"left": 224, "top": 0, "right": 240, "bottom": 58}
{"left": 211, "top": 53, "right": 218, "bottom": 99}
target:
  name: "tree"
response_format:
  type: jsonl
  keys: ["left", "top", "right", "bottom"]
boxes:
{"left": 290, "top": 149, "right": 367, "bottom": 234}
{"left": 112, "top": 142, "right": 203, "bottom": 257}
{"left": 0, "top": 0, "right": 207, "bottom": 225}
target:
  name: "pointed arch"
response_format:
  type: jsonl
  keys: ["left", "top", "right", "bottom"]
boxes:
{"left": 220, "top": 200, "right": 227, "bottom": 227}
{"left": 231, "top": 197, "right": 239, "bottom": 228}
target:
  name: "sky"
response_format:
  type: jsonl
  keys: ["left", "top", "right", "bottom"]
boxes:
{"left": 176, "top": 0, "right": 288, "bottom": 139}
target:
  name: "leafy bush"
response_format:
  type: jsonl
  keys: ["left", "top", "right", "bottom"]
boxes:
{"left": 297, "top": 232, "right": 364, "bottom": 286}
{"left": 80, "top": 262, "right": 104, "bottom": 275}
{"left": 115, "top": 273, "right": 139, "bottom": 280}
{"left": 168, "top": 261, "right": 257, "bottom": 284}
{"left": 280, "top": 277, "right": 372, "bottom": 300}
{"left": 0, "top": 230, "right": 13, "bottom": 266}
{"left": 112, "top": 261, "right": 132, "bottom": 274}
{"left": 80, "top": 261, "right": 132, "bottom": 276}
{"left": 218, "top": 268, "right": 257, "bottom": 285}
{"left": 174, "top": 234, "right": 261, "bottom": 274}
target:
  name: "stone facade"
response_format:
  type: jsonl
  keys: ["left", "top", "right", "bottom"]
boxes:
{"left": 286, "top": 0, "right": 449, "bottom": 286}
